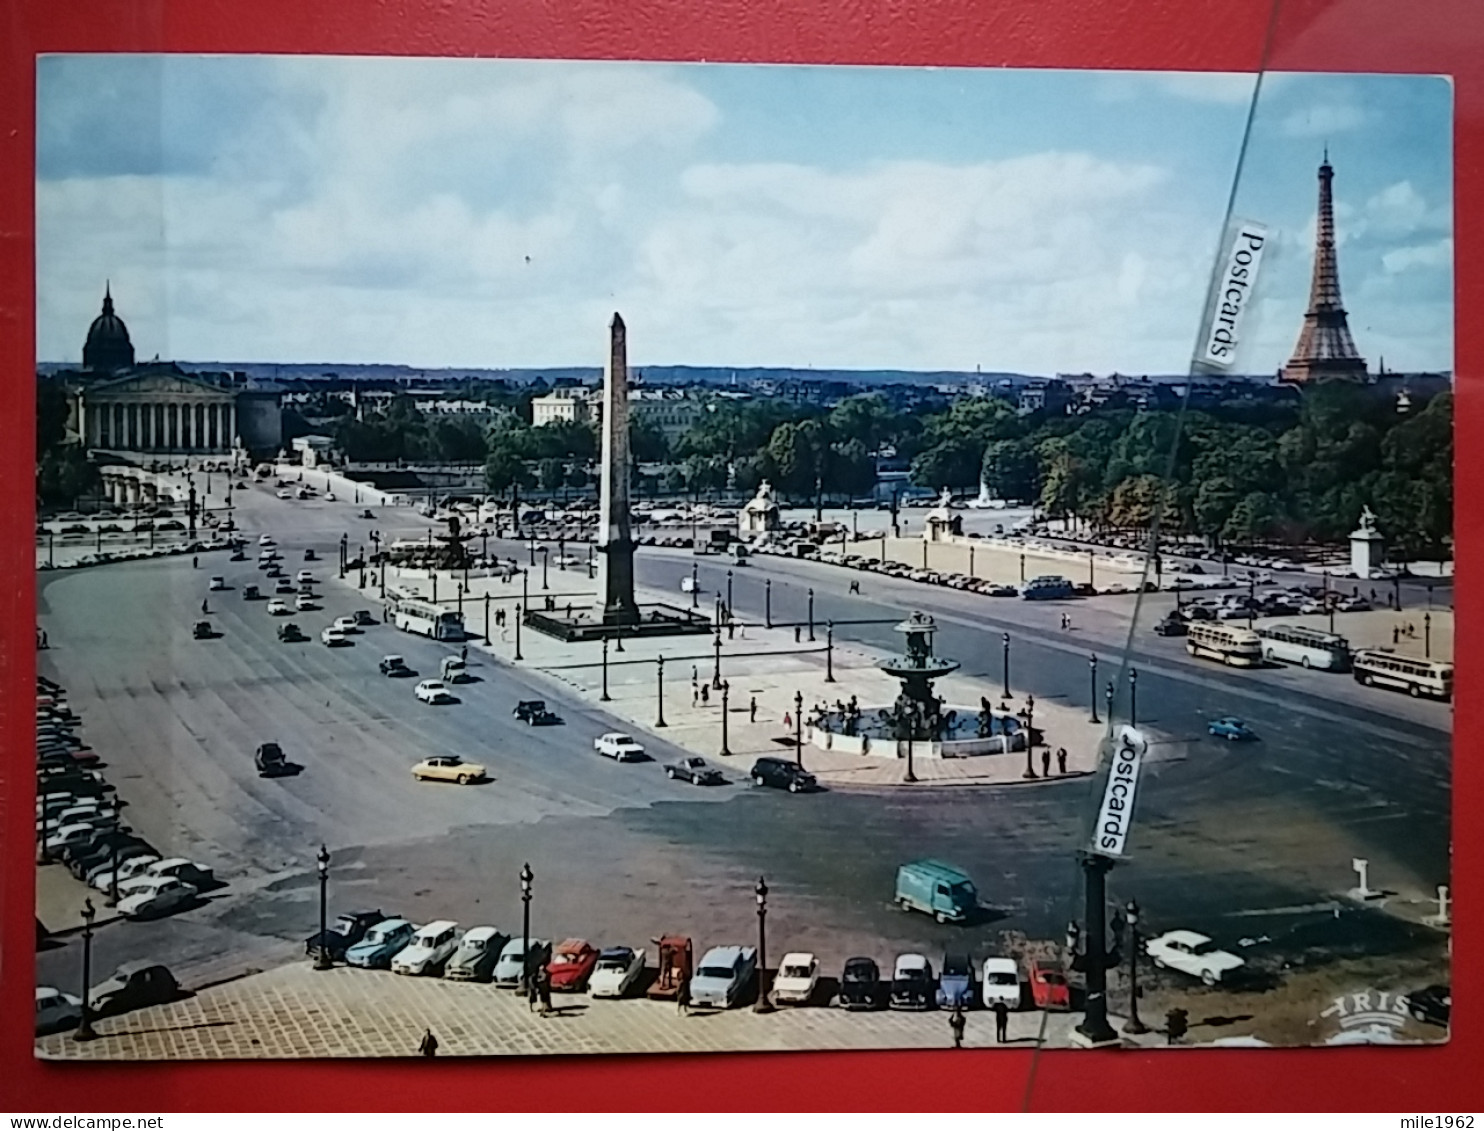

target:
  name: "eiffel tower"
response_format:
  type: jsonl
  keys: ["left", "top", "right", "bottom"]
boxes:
{"left": 1281, "top": 153, "right": 1368, "bottom": 383}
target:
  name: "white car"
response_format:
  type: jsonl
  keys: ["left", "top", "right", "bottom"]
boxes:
{"left": 38, "top": 803, "right": 117, "bottom": 832}
{"left": 276, "top": 489, "right": 294, "bottom": 499}
{"left": 981, "top": 957, "right": 1022, "bottom": 1009}
{"left": 91, "top": 853, "right": 161, "bottom": 894}
{"left": 1144, "top": 930, "right": 1245, "bottom": 985}
{"left": 594, "top": 733, "right": 645, "bottom": 761}
{"left": 116, "top": 877, "right": 198, "bottom": 920}
{"left": 208, "top": 576, "right": 227, "bottom": 591}
{"left": 324, "top": 491, "right": 336, "bottom": 502}
{"left": 493, "top": 937, "right": 551, "bottom": 987}
{"left": 297, "top": 570, "right": 314, "bottom": 584}
{"left": 35, "top": 987, "right": 82, "bottom": 1035}
{"left": 267, "top": 598, "right": 289, "bottom": 615}
{"left": 589, "top": 946, "right": 646, "bottom": 998}
{"left": 771, "top": 952, "right": 820, "bottom": 1005}
{"left": 333, "top": 615, "right": 360, "bottom": 634}
{"left": 415, "top": 679, "right": 454, "bottom": 704}
{"left": 258, "top": 534, "right": 275, "bottom": 546}
{"left": 44, "top": 823, "right": 112, "bottom": 853}
{"left": 391, "top": 920, "right": 461, "bottom": 976}
{"left": 321, "top": 626, "right": 350, "bottom": 647}
{"left": 295, "top": 594, "right": 316, "bottom": 611}
{"left": 117, "top": 857, "right": 215, "bottom": 899}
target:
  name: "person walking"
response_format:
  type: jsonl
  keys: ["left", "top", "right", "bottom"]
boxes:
{"left": 849, "top": 580, "right": 860, "bottom": 595}
{"left": 949, "top": 1004, "right": 966, "bottom": 1049}
{"left": 1056, "top": 747, "right": 1067, "bottom": 775}
{"left": 201, "top": 598, "right": 209, "bottom": 615}
{"left": 993, "top": 1000, "right": 1009, "bottom": 1043}
{"left": 794, "top": 626, "right": 801, "bottom": 643}
{"left": 537, "top": 966, "right": 553, "bottom": 1016}
{"left": 692, "top": 680, "right": 700, "bottom": 707}
{"left": 1041, "top": 747, "right": 1051, "bottom": 777}
{"left": 526, "top": 968, "right": 539, "bottom": 1012}
{"left": 418, "top": 1029, "right": 439, "bottom": 1057}
{"left": 460, "top": 644, "right": 468, "bottom": 664}
{"left": 192, "top": 555, "right": 199, "bottom": 569}
{"left": 676, "top": 976, "right": 691, "bottom": 1016}
{"left": 699, "top": 684, "right": 709, "bottom": 705}
{"left": 750, "top": 696, "right": 758, "bottom": 723}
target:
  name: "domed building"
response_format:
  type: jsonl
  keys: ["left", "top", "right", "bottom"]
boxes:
{"left": 82, "top": 284, "right": 135, "bottom": 373}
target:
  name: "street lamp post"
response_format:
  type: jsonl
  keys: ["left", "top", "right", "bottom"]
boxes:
{"left": 339, "top": 532, "right": 348, "bottom": 579}
{"left": 481, "top": 529, "right": 489, "bottom": 563}
{"left": 1123, "top": 899, "right": 1148, "bottom": 1034}
{"left": 601, "top": 637, "right": 611, "bottom": 701}
{"left": 807, "top": 588, "right": 815, "bottom": 641}
{"left": 1070, "top": 852, "right": 1119, "bottom": 1046}
{"left": 358, "top": 545, "right": 366, "bottom": 589}
{"left": 519, "top": 863, "right": 534, "bottom": 994}
{"left": 558, "top": 536, "right": 566, "bottom": 572}
{"left": 484, "top": 592, "right": 491, "bottom": 641}
{"left": 1105, "top": 679, "right": 1115, "bottom": 725}
{"left": 655, "top": 655, "right": 667, "bottom": 727}
{"left": 1129, "top": 668, "right": 1139, "bottom": 728}
{"left": 1002, "top": 632, "right": 1011, "bottom": 698}
{"left": 1019, "top": 552, "right": 1026, "bottom": 583}
{"left": 691, "top": 561, "right": 699, "bottom": 608}
{"left": 74, "top": 898, "right": 98, "bottom": 1040}
{"left": 457, "top": 581, "right": 465, "bottom": 618}
{"left": 540, "top": 546, "right": 549, "bottom": 591}
{"left": 514, "top": 602, "right": 524, "bottom": 661}
{"left": 794, "top": 690, "right": 804, "bottom": 767}
{"left": 754, "top": 877, "right": 773, "bottom": 1012}
{"left": 720, "top": 680, "right": 731, "bottom": 756}
{"left": 1088, "top": 550, "right": 1095, "bottom": 590}
{"left": 1089, "top": 653, "right": 1100, "bottom": 723}
{"left": 825, "top": 621, "right": 835, "bottom": 683}
{"left": 1425, "top": 611, "right": 1432, "bottom": 658}
{"left": 712, "top": 626, "right": 724, "bottom": 689}
{"left": 726, "top": 569, "right": 734, "bottom": 614}
{"left": 314, "top": 844, "right": 332, "bottom": 970}
{"left": 764, "top": 578, "right": 772, "bottom": 628}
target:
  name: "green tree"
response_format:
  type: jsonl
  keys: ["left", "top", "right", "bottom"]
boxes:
{"left": 1107, "top": 473, "right": 1167, "bottom": 529}
{"left": 484, "top": 449, "right": 532, "bottom": 498}
{"left": 981, "top": 437, "right": 1039, "bottom": 502}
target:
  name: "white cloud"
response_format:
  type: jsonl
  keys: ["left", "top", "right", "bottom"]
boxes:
{"left": 1382, "top": 237, "right": 1453, "bottom": 273}
{"left": 1281, "top": 102, "right": 1367, "bottom": 137}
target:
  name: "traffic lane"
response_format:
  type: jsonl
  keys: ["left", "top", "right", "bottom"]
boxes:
{"left": 638, "top": 552, "right": 1450, "bottom": 889}
{"left": 39, "top": 554, "right": 737, "bottom": 881}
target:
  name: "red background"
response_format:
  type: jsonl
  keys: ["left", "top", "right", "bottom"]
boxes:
{"left": 0, "top": 0, "right": 1475, "bottom": 1111}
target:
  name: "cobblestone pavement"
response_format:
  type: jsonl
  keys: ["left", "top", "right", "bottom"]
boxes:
{"left": 36, "top": 961, "right": 1099, "bottom": 1060}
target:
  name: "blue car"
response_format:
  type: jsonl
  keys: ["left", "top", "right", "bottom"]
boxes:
{"left": 936, "top": 953, "right": 976, "bottom": 1010}
{"left": 1207, "top": 717, "right": 1257, "bottom": 742}
{"left": 344, "top": 917, "right": 415, "bottom": 968}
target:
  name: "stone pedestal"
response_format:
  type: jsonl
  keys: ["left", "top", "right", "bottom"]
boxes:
{"left": 1350, "top": 505, "right": 1384, "bottom": 579}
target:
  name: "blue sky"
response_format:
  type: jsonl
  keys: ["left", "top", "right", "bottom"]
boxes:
{"left": 36, "top": 57, "right": 1452, "bottom": 374}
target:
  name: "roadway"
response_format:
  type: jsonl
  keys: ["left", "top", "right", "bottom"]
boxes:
{"left": 36, "top": 483, "right": 1449, "bottom": 1005}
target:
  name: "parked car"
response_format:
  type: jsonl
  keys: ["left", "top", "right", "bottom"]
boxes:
{"left": 981, "top": 957, "right": 1022, "bottom": 1010}
{"left": 443, "top": 926, "right": 508, "bottom": 982}
{"left": 890, "top": 954, "right": 935, "bottom": 1011}
{"left": 937, "top": 953, "right": 977, "bottom": 1010}
{"left": 242, "top": 584, "right": 260, "bottom": 600}
{"left": 1153, "top": 615, "right": 1188, "bottom": 637}
{"left": 1026, "top": 958, "right": 1071, "bottom": 1010}
{"left": 415, "top": 679, "right": 454, "bottom": 704}
{"left": 772, "top": 952, "right": 820, "bottom": 1006}
{"left": 296, "top": 570, "right": 314, "bottom": 584}
{"left": 1144, "top": 930, "right": 1245, "bottom": 985}
{"left": 208, "top": 576, "right": 227, "bottom": 591}
{"left": 379, "top": 655, "right": 411, "bottom": 676}
{"left": 895, "top": 860, "right": 978, "bottom": 923}
{"left": 411, "top": 755, "right": 487, "bottom": 785}
{"left": 305, "top": 910, "right": 387, "bottom": 962}
{"left": 191, "top": 620, "right": 214, "bottom": 639}
{"left": 90, "top": 963, "right": 179, "bottom": 1017}
{"left": 345, "top": 918, "right": 416, "bottom": 969}
{"left": 333, "top": 615, "right": 360, "bottom": 634}
{"left": 665, "top": 756, "right": 725, "bottom": 785}
{"left": 838, "top": 957, "right": 884, "bottom": 1010}
{"left": 255, "top": 742, "right": 291, "bottom": 777}
{"left": 391, "top": 921, "right": 461, "bottom": 976}
{"left": 589, "top": 946, "right": 646, "bottom": 998}
{"left": 493, "top": 937, "right": 551, "bottom": 987}
{"left": 1207, "top": 717, "right": 1258, "bottom": 742}
{"left": 266, "top": 599, "right": 289, "bottom": 616}
{"left": 321, "top": 626, "right": 350, "bottom": 647}
{"left": 1405, "top": 984, "right": 1451, "bottom": 1027}
{"left": 750, "top": 756, "right": 817, "bottom": 793}
{"left": 689, "top": 946, "right": 758, "bottom": 1009}
{"left": 119, "top": 858, "right": 215, "bottom": 897}
{"left": 294, "top": 594, "right": 316, "bottom": 612}
{"left": 277, "top": 622, "right": 306, "bottom": 643}
{"left": 35, "top": 986, "right": 83, "bottom": 1035}
{"left": 513, "top": 700, "right": 548, "bottom": 723}
{"left": 259, "top": 534, "right": 276, "bottom": 546}
{"left": 352, "top": 609, "right": 376, "bottom": 626}
{"left": 116, "top": 877, "right": 198, "bottom": 919}
{"left": 594, "top": 733, "right": 645, "bottom": 761}
{"left": 547, "top": 938, "right": 601, "bottom": 992}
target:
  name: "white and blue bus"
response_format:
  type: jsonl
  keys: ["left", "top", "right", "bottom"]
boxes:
{"left": 1352, "top": 649, "right": 1453, "bottom": 701}
{"left": 1257, "top": 623, "right": 1351, "bottom": 671}
{"left": 1185, "top": 621, "right": 1263, "bottom": 667}
{"left": 385, "top": 588, "right": 465, "bottom": 641}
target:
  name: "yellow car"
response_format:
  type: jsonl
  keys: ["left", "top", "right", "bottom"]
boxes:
{"left": 411, "top": 755, "right": 487, "bottom": 785}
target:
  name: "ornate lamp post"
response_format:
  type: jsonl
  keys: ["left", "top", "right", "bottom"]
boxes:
{"left": 1089, "top": 653, "right": 1100, "bottom": 723}
{"left": 1002, "top": 632, "right": 1011, "bottom": 698}
{"left": 720, "top": 679, "right": 731, "bottom": 756}
{"left": 691, "top": 561, "right": 700, "bottom": 608}
{"left": 358, "top": 544, "right": 366, "bottom": 589}
{"left": 370, "top": 531, "right": 383, "bottom": 597}
{"left": 825, "top": 621, "right": 836, "bottom": 683}
{"left": 712, "top": 626, "right": 724, "bottom": 689}
{"left": 74, "top": 898, "right": 98, "bottom": 1040}
{"left": 1425, "top": 611, "right": 1432, "bottom": 658}
{"left": 794, "top": 690, "right": 805, "bottom": 767}
{"left": 754, "top": 876, "right": 773, "bottom": 1013}
{"left": 1067, "top": 852, "right": 1120, "bottom": 1046}
{"left": 519, "top": 862, "right": 534, "bottom": 994}
{"left": 726, "top": 569, "right": 734, "bottom": 614}
{"left": 514, "top": 601, "right": 524, "bottom": 662}
{"left": 655, "top": 655, "right": 667, "bottom": 727}
{"left": 764, "top": 577, "right": 773, "bottom": 628}
{"left": 558, "top": 535, "right": 566, "bottom": 571}
{"left": 540, "top": 546, "right": 550, "bottom": 591}
{"left": 1123, "top": 899, "right": 1148, "bottom": 1034}
{"left": 314, "top": 844, "right": 332, "bottom": 970}
{"left": 807, "top": 588, "right": 816, "bottom": 641}
{"left": 1105, "top": 679, "right": 1115, "bottom": 725}
{"left": 1021, "top": 696, "right": 1036, "bottom": 779}
{"left": 601, "top": 636, "right": 611, "bottom": 702}
{"left": 1129, "top": 668, "right": 1139, "bottom": 728}
{"left": 483, "top": 591, "right": 491, "bottom": 641}
{"left": 338, "top": 532, "right": 348, "bottom": 579}
{"left": 1247, "top": 571, "right": 1256, "bottom": 629}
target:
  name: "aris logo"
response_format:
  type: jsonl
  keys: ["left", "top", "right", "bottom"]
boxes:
{"left": 1318, "top": 988, "right": 1409, "bottom": 1035}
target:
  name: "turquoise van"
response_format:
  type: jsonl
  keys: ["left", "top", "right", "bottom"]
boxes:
{"left": 894, "top": 860, "right": 979, "bottom": 923}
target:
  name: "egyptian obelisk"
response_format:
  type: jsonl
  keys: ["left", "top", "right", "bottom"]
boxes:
{"left": 598, "top": 313, "right": 640, "bottom": 625}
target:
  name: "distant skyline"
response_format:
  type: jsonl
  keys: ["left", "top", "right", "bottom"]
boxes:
{"left": 37, "top": 59, "right": 1452, "bottom": 375}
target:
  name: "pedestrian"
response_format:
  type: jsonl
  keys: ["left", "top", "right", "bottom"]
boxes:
{"left": 949, "top": 1004, "right": 966, "bottom": 1049}
{"left": 527, "top": 969, "right": 539, "bottom": 1012}
{"left": 192, "top": 555, "right": 199, "bottom": 569}
{"left": 1041, "top": 747, "right": 1051, "bottom": 777}
{"left": 750, "top": 696, "right": 758, "bottom": 723}
{"left": 794, "top": 626, "right": 801, "bottom": 643}
{"left": 700, "top": 684, "right": 709, "bottom": 705}
{"left": 783, "top": 711, "right": 792, "bottom": 729}
{"left": 1393, "top": 626, "right": 1400, "bottom": 645}
{"left": 418, "top": 1029, "right": 439, "bottom": 1057}
{"left": 728, "top": 621, "right": 735, "bottom": 640}
{"left": 849, "top": 580, "right": 860, "bottom": 594}
{"left": 460, "top": 644, "right": 468, "bottom": 663}
{"left": 538, "top": 967, "right": 553, "bottom": 1016}
{"left": 565, "top": 602, "right": 572, "bottom": 619}
{"left": 201, "top": 598, "right": 209, "bottom": 615}
{"left": 1056, "top": 747, "right": 1067, "bottom": 775}
{"left": 692, "top": 680, "right": 700, "bottom": 707}
{"left": 676, "top": 977, "right": 691, "bottom": 1015}
{"left": 993, "top": 1000, "right": 1009, "bottom": 1043}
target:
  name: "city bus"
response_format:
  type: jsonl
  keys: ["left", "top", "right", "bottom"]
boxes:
{"left": 1256, "top": 623, "right": 1352, "bottom": 671}
{"left": 1351, "top": 649, "right": 1453, "bottom": 701}
{"left": 1185, "top": 621, "right": 1263, "bottom": 667}
{"left": 384, "top": 587, "right": 466, "bottom": 641}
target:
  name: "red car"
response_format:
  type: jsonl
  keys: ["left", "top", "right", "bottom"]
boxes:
{"left": 1026, "top": 958, "right": 1070, "bottom": 1010}
{"left": 547, "top": 938, "right": 600, "bottom": 992}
